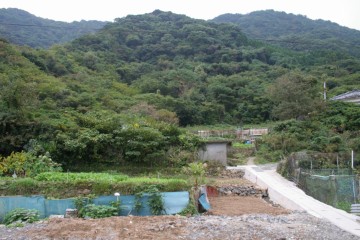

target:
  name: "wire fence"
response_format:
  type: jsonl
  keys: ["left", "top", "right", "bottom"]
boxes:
{"left": 297, "top": 168, "right": 358, "bottom": 208}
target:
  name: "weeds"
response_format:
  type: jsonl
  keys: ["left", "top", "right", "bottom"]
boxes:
{"left": 3, "top": 208, "right": 40, "bottom": 226}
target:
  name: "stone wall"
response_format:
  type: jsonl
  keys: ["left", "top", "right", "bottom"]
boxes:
{"left": 217, "top": 185, "right": 267, "bottom": 197}
{"left": 207, "top": 168, "right": 267, "bottom": 197}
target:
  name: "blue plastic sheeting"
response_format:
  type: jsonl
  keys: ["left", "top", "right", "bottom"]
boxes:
{"left": 198, "top": 193, "right": 211, "bottom": 211}
{"left": 0, "top": 192, "right": 189, "bottom": 221}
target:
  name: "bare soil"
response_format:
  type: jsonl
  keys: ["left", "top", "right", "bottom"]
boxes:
{"left": 4, "top": 195, "right": 291, "bottom": 240}
{"left": 208, "top": 196, "right": 289, "bottom": 215}
{"left": 3, "top": 196, "right": 357, "bottom": 240}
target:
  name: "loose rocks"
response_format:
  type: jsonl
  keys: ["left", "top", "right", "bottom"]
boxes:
{"left": 218, "top": 185, "right": 266, "bottom": 197}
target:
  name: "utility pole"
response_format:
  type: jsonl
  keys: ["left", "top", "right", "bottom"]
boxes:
{"left": 323, "top": 81, "right": 327, "bottom": 100}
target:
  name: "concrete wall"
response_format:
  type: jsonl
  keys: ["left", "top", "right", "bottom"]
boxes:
{"left": 198, "top": 142, "right": 229, "bottom": 165}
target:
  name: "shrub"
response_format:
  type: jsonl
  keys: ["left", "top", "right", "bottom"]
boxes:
{"left": 0, "top": 151, "right": 61, "bottom": 177}
{"left": 81, "top": 204, "right": 119, "bottom": 219}
{"left": 133, "top": 185, "right": 166, "bottom": 215}
{"left": 178, "top": 202, "right": 198, "bottom": 216}
{"left": 74, "top": 195, "right": 95, "bottom": 218}
{"left": 6, "top": 178, "right": 38, "bottom": 195}
{"left": 336, "top": 201, "right": 351, "bottom": 212}
{"left": 182, "top": 162, "right": 206, "bottom": 189}
{"left": 3, "top": 208, "right": 40, "bottom": 225}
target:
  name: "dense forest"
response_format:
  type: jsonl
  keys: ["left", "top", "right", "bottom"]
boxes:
{"left": 0, "top": 9, "right": 359, "bottom": 173}
{"left": 0, "top": 8, "right": 107, "bottom": 48}
{"left": 213, "top": 10, "right": 360, "bottom": 58}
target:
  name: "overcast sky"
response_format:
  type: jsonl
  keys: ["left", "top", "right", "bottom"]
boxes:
{"left": 1, "top": 0, "right": 360, "bottom": 31}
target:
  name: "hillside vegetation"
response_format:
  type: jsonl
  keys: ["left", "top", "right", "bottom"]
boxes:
{"left": 0, "top": 8, "right": 107, "bottom": 48}
{"left": 0, "top": 10, "right": 359, "bottom": 172}
{"left": 212, "top": 10, "right": 360, "bottom": 58}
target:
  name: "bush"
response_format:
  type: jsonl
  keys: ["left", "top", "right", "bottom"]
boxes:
{"left": 178, "top": 202, "right": 198, "bottom": 216}
{"left": 80, "top": 204, "right": 119, "bottom": 219}
{"left": 0, "top": 151, "right": 61, "bottom": 177}
{"left": 3, "top": 208, "right": 40, "bottom": 225}
{"left": 133, "top": 185, "right": 165, "bottom": 215}
{"left": 6, "top": 178, "right": 38, "bottom": 195}
{"left": 182, "top": 162, "right": 206, "bottom": 189}
{"left": 336, "top": 201, "right": 351, "bottom": 212}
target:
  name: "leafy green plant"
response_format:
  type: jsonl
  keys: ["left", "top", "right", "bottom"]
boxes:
{"left": 232, "top": 142, "right": 254, "bottom": 149}
{"left": 336, "top": 201, "right": 351, "bottom": 212}
{"left": 134, "top": 192, "right": 144, "bottom": 213}
{"left": 0, "top": 174, "right": 188, "bottom": 198}
{"left": 133, "top": 185, "right": 166, "bottom": 215}
{"left": 182, "top": 162, "right": 206, "bottom": 189}
{"left": 147, "top": 185, "right": 166, "bottom": 215}
{"left": 35, "top": 172, "right": 128, "bottom": 182}
{"left": 6, "top": 178, "right": 38, "bottom": 196}
{"left": 81, "top": 204, "right": 119, "bottom": 219}
{"left": 3, "top": 208, "right": 40, "bottom": 225}
{"left": 74, "top": 195, "right": 95, "bottom": 218}
{"left": 178, "top": 202, "right": 198, "bottom": 216}
{"left": 0, "top": 151, "right": 61, "bottom": 177}
{"left": 74, "top": 194, "right": 121, "bottom": 219}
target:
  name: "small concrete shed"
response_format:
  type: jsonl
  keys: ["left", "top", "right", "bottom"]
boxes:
{"left": 198, "top": 140, "right": 231, "bottom": 165}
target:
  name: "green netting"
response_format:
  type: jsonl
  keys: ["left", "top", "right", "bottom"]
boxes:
{"left": 300, "top": 168, "right": 353, "bottom": 176}
{"left": 298, "top": 169, "right": 358, "bottom": 208}
{"left": 0, "top": 192, "right": 189, "bottom": 222}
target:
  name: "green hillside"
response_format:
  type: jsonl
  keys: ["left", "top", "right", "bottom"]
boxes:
{"left": 212, "top": 10, "right": 360, "bottom": 58}
{"left": 0, "top": 10, "right": 359, "bottom": 171}
{"left": 0, "top": 8, "right": 107, "bottom": 48}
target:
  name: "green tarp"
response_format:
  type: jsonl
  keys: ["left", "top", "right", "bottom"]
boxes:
{"left": 0, "top": 192, "right": 189, "bottom": 221}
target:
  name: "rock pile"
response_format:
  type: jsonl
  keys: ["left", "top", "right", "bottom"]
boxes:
{"left": 218, "top": 185, "right": 266, "bottom": 197}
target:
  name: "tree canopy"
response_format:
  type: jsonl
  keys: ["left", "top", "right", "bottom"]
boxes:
{"left": 0, "top": 10, "right": 359, "bottom": 169}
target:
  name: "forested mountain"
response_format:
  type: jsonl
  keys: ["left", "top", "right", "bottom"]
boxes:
{"left": 0, "top": 8, "right": 107, "bottom": 48}
{"left": 0, "top": 10, "right": 359, "bottom": 168}
{"left": 212, "top": 10, "right": 360, "bottom": 58}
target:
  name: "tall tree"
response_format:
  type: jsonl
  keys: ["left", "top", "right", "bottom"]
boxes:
{"left": 269, "top": 71, "right": 323, "bottom": 120}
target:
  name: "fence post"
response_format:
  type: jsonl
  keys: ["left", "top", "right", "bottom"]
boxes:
{"left": 353, "top": 177, "right": 357, "bottom": 204}
{"left": 331, "top": 175, "right": 338, "bottom": 207}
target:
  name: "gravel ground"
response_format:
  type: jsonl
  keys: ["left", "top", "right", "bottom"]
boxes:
{"left": 185, "top": 212, "right": 358, "bottom": 240}
{"left": 0, "top": 211, "right": 358, "bottom": 240}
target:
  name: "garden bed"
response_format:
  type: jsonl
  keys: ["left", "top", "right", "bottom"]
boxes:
{"left": 0, "top": 172, "right": 189, "bottom": 198}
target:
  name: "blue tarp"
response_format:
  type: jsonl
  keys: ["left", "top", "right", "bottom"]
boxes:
{"left": 0, "top": 192, "right": 189, "bottom": 221}
{"left": 198, "top": 193, "right": 211, "bottom": 211}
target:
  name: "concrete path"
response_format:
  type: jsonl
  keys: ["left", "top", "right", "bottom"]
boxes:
{"left": 228, "top": 164, "right": 360, "bottom": 237}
